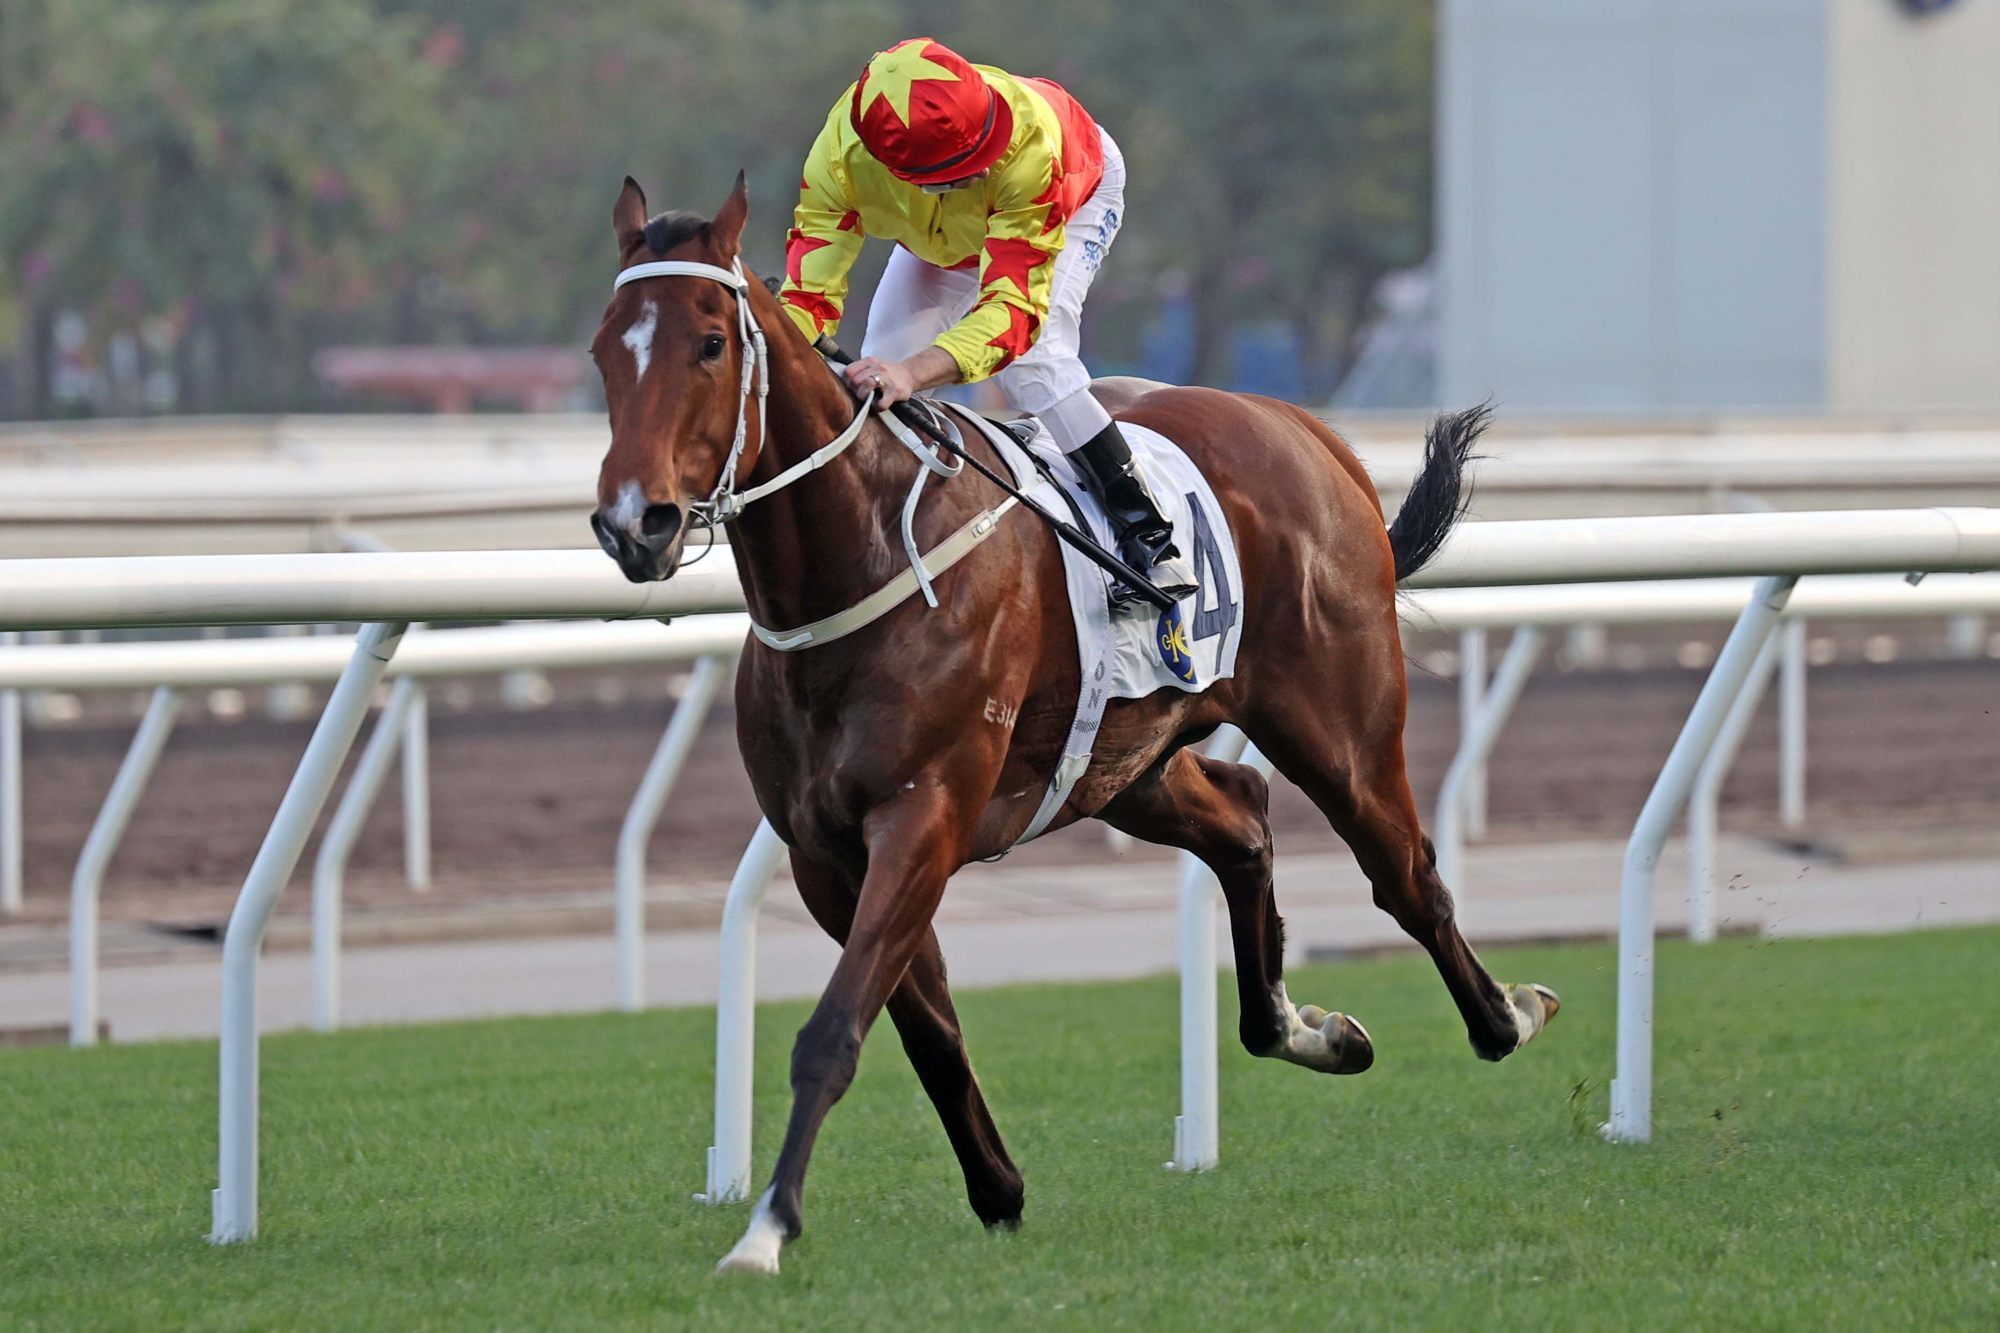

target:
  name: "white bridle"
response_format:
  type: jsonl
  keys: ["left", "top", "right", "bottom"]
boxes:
{"left": 611, "top": 257, "right": 773, "bottom": 526}
{"left": 610, "top": 254, "right": 1001, "bottom": 638}
{"left": 614, "top": 255, "right": 923, "bottom": 531}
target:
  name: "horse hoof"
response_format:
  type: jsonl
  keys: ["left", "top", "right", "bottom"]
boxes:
{"left": 715, "top": 1237, "right": 782, "bottom": 1276}
{"left": 714, "top": 1190, "right": 786, "bottom": 1276}
{"left": 1323, "top": 1011, "right": 1375, "bottom": 1074}
{"left": 1505, "top": 982, "right": 1560, "bottom": 1052}
{"left": 1282, "top": 1007, "right": 1373, "bottom": 1074}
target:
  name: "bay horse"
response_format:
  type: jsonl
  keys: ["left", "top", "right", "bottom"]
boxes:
{"left": 590, "top": 176, "right": 1558, "bottom": 1275}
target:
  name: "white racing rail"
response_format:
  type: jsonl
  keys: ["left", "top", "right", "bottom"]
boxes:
{"left": 0, "top": 618, "right": 750, "bottom": 1045}
{"left": 1415, "top": 574, "right": 2000, "bottom": 903}
{"left": 1163, "top": 573, "right": 2000, "bottom": 1174}
{"left": 2, "top": 507, "right": 1998, "bottom": 1242}
{"left": 687, "top": 510, "right": 2000, "bottom": 1201}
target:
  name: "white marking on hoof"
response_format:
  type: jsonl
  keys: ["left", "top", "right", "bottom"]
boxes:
{"left": 621, "top": 299, "right": 658, "bottom": 381}
{"left": 1510, "top": 1001, "right": 1536, "bottom": 1048}
{"left": 1504, "top": 983, "right": 1561, "bottom": 1051}
{"left": 715, "top": 1187, "right": 784, "bottom": 1276}
{"left": 1266, "top": 984, "right": 1370, "bottom": 1074}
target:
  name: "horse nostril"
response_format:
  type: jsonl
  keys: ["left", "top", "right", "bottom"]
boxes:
{"left": 640, "top": 503, "right": 683, "bottom": 545}
{"left": 590, "top": 511, "right": 625, "bottom": 558}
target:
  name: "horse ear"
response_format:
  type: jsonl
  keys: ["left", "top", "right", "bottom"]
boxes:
{"left": 710, "top": 170, "right": 749, "bottom": 255}
{"left": 613, "top": 176, "right": 648, "bottom": 251}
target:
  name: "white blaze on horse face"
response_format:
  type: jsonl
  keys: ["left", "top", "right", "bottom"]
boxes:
{"left": 609, "top": 479, "right": 647, "bottom": 535}
{"left": 621, "top": 298, "right": 659, "bottom": 382}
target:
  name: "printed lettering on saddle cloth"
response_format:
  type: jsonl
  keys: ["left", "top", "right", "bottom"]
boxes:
{"left": 1154, "top": 495, "right": 1236, "bottom": 685}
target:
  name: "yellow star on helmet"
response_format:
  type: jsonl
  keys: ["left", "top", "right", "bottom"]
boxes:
{"left": 864, "top": 45, "right": 961, "bottom": 126}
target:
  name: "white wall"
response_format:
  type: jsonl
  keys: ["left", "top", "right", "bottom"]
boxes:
{"left": 1439, "top": 0, "right": 1827, "bottom": 412}
{"left": 1826, "top": 0, "right": 2000, "bottom": 411}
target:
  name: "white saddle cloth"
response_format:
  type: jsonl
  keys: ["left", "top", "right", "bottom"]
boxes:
{"left": 950, "top": 408, "right": 1246, "bottom": 844}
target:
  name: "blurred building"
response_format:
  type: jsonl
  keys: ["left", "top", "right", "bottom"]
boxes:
{"left": 1437, "top": 0, "right": 2000, "bottom": 413}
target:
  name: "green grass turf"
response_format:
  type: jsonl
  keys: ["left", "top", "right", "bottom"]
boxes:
{"left": 3, "top": 927, "right": 1996, "bottom": 1330}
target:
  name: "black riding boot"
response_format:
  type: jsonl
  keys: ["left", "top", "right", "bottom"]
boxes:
{"left": 1072, "top": 422, "right": 1199, "bottom": 607}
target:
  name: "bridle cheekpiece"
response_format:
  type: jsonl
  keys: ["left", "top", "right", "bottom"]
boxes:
{"left": 611, "top": 256, "right": 772, "bottom": 526}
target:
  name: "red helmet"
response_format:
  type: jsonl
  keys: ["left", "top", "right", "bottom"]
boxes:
{"left": 849, "top": 39, "right": 1015, "bottom": 186}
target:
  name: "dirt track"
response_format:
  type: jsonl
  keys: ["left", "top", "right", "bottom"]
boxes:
{"left": 10, "top": 654, "right": 1996, "bottom": 927}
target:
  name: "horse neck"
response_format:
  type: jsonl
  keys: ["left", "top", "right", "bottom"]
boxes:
{"left": 724, "top": 291, "right": 921, "bottom": 632}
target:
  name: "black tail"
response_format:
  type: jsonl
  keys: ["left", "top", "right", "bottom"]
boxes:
{"left": 1387, "top": 402, "right": 1490, "bottom": 584}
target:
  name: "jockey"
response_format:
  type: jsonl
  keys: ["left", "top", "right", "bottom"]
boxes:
{"left": 777, "top": 37, "right": 1196, "bottom": 606}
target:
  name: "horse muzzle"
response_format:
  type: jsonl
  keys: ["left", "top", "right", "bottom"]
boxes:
{"left": 591, "top": 486, "right": 688, "bottom": 583}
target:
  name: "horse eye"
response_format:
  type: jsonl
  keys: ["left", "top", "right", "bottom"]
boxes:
{"left": 701, "top": 333, "right": 727, "bottom": 362}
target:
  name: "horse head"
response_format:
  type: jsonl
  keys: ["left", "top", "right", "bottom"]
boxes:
{"left": 590, "top": 174, "right": 758, "bottom": 582}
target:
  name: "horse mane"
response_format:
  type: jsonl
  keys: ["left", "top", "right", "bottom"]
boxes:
{"left": 643, "top": 211, "right": 710, "bottom": 256}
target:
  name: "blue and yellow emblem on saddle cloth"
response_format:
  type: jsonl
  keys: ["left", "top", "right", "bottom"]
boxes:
{"left": 1156, "top": 601, "right": 1197, "bottom": 684}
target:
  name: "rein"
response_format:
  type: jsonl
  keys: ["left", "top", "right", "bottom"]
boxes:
{"left": 608, "top": 255, "right": 1171, "bottom": 652}
{"left": 613, "top": 256, "right": 1010, "bottom": 648}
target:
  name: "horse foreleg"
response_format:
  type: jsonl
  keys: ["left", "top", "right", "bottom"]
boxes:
{"left": 716, "top": 795, "right": 965, "bottom": 1276}
{"left": 1098, "top": 748, "right": 1373, "bottom": 1075}
{"left": 785, "top": 851, "right": 1024, "bottom": 1230}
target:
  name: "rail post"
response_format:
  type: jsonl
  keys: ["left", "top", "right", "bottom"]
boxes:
{"left": 311, "top": 676, "right": 423, "bottom": 1033}
{"left": 70, "top": 685, "right": 183, "bottom": 1045}
{"left": 1435, "top": 626, "right": 1546, "bottom": 890}
{"left": 212, "top": 620, "right": 407, "bottom": 1244}
{"left": 1778, "top": 618, "right": 1808, "bottom": 830}
{"left": 1169, "top": 728, "right": 1251, "bottom": 1173}
{"left": 1607, "top": 575, "right": 1797, "bottom": 1144}
{"left": 1457, "top": 628, "right": 1489, "bottom": 840}
{"left": 702, "top": 818, "right": 789, "bottom": 1205}
{"left": 401, "top": 682, "right": 431, "bottom": 890}
{"left": 1685, "top": 633, "right": 1782, "bottom": 943}
{"left": 1, "top": 630, "right": 20, "bottom": 915}
{"left": 615, "top": 653, "right": 731, "bottom": 1012}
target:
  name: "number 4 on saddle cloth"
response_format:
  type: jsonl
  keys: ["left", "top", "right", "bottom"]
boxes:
{"left": 948, "top": 406, "right": 1247, "bottom": 845}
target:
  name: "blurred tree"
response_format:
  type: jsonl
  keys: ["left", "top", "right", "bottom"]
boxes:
{"left": 412, "top": 0, "right": 909, "bottom": 343}
{"left": 0, "top": 0, "right": 1433, "bottom": 415}
{"left": 0, "top": 0, "right": 445, "bottom": 413}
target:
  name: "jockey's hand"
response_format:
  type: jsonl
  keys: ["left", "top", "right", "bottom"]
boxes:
{"left": 843, "top": 356, "right": 916, "bottom": 408}
{"left": 842, "top": 348, "right": 960, "bottom": 409}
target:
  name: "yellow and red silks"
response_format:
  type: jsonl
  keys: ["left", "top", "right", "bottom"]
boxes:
{"left": 778, "top": 59, "right": 1104, "bottom": 383}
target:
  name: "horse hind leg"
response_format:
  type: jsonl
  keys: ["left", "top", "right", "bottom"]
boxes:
{"left": 1098, "top": 747, "right": 1373, "bottom": 1075}
{"left": 1250, "top": 716, "right": 1558, "bottom": 1062}
{"left": 888, "top": 932, "right": 1025, "bottom": 1227}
